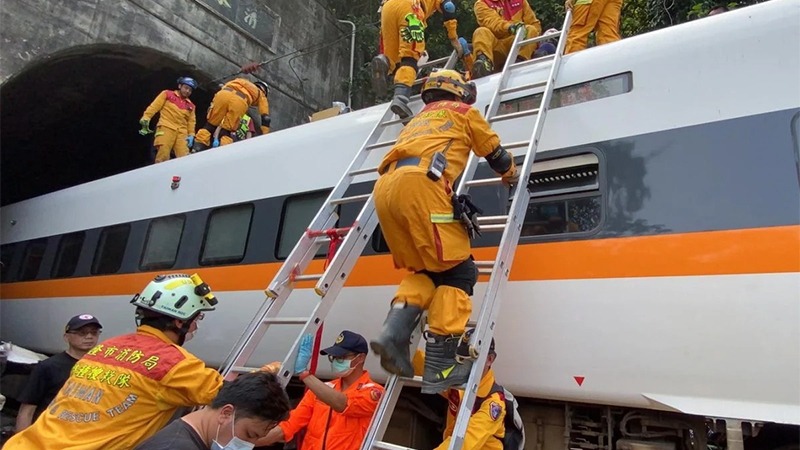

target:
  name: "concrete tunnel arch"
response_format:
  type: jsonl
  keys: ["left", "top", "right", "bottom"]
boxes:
{"left": 0, "top": 44, "right": 216, "bottom": 206}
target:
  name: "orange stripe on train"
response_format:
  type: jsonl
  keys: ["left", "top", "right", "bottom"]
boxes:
{"left": 1, "top": 225, "right": 798, "bottom": 300}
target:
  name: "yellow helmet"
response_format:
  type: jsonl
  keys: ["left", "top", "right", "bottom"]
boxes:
{"left": 421, "top": 69, "right": 477, "bottom": 105}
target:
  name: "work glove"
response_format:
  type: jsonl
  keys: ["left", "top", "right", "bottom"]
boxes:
{"left": 212, "top": 138, "right": 220, "bottom": 148}
{"left": 257, "top": 361, "right": 281, "bottom": 374}
{"left": 185, "top": 135, "right": 194, "bottom": 148}
{"left": 458, "top": 37, "right": 471, "bottom": 57}
{"left": 138, "top": 119, "right": 152, "bottom": 136}
{"left": 565, "top": 0, "right": 574, "bottom": 9}
{"left": 501, "top": 164, "right": 519, "bottom": 185}
{"left": 294, "top": 334, "right": 314, "bottom": 374}
{"left": 240, "top": 62, "right": 261, "bottom": 74}
{"left": 401, "top": 13, "right": 425, "bottom": 43}
{"left": 509, "top": 22, "right": 528, "bottom": 39}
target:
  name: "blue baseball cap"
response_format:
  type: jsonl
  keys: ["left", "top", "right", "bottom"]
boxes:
{"left": 320, "top": 330, "right": 369, "bottom": 357}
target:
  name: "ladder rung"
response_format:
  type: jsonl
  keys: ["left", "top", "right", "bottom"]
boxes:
{"left": 292, "top": 274, "right": 322, "bottom": 282}
{"left": 500, "top": 80, "right": 547, "bottom": 96}
{"left": 476, "top": 215, "right": 508, "bottom": 225}
{"left": 366, "top": 139, "right": 397, "bottom": 150}
{"left": 519, "top": 32, "right": 562, "bottom": 47}
{"left": 264, "top": 317, "right": 310, "bottom": 325}
{"left": 230, "top": 365, "right": 263, "bottom": 373}
{"left": 381, "top": 116, "right": 406, "bottom": 127}
{"left": 374, "top": 442, "right": 418, "bottom": 450}
{"left": 412, "top": 77, "right": 427, "bottom": 87}
{"left": 349, "top": 166, "right": 379, "bottom": 176}
{"left": 510, "top": 53, "right": 555, "bottom": 71}
{"left": 478, "top": 223, "right": 506, "bottom": 232}
{"left": 464, "top": 176, "right": 504, "bottom": 187}
{"left": 330, "top": 193, "right": 371, "bottom": 205}
{"left": 478, "top": 267, "right": 493, "bottom": 275}
{"left": 490, "top": 108, "right": 540, "bottom": 123}
{"left": 418, "top": 55, "right": 451, "bottom": 69}
{"left": 503, "top": 140, "right": 531, "bottom": 150}
{"left": 474, "top": 260, "right": 495, "bottom": 268}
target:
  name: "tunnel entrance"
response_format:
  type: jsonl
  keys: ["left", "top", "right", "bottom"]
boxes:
{"left": 0, "top": 44, "right": 214, "bottom": 206}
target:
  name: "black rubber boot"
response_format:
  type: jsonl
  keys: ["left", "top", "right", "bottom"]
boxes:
{"left": 370, "top": 304, "right": 422, "bottom": 377}
{"left": 471, "top": 54, "right": 494, "bottom": 79}
{"left": 421, "top": 331, "right": 474, "bottom": 394}
{"left": 370, "top": 54, "right": 391, "bottom": 94}
{"left": 390, "top": 83, "right": 413, "bottom": 120}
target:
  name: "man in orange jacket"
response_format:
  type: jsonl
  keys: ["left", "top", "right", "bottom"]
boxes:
{"left": 4, "top": 273, "right": 225, "bottom": 450}
{"left": 369, "top": 69, "right": 517, "bottom": 394}
{"left": 193, "top": 78, "right": 270, "bottom": 152}
{"left": 372, "top": 0, "right": 465, "bottom": 120}
{"left": 471, "top": 0, "right": 542, "bottom": 78}
{"left": 257, "top": 331, "right": 383, "bottom": 450}
{"left": 139, "top": 77, "right": 198, "bottom": 163}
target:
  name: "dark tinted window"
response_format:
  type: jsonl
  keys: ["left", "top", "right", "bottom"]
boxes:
{"left": 277, "top": 190, "right": 332, "bottom": 259}
{"left": 201, "top": 204, "right": 253, "bottom": 265}
{"left": 498, "top": 72, "right": 632, "bottom": 115}
{"left": 141, "top": 215, "right": 185, "bottom": 270}
{"left": 18, "top": 239, "right": 47, "bottom": 281}
{"left": 51, "top": 232, "right": 85, "bottom": 278}
{"left": 92, "top": 225, "right": 131, "bottom": 274}
{"left": 1, "top": 244, "right": 16, "bottom": 282}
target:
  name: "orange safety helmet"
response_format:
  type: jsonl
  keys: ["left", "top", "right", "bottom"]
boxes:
{"left": 421, "top": 69, "right": 477, "bottom": 105}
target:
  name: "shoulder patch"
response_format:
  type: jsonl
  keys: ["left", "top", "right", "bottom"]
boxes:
{"left": 370, "top": 388, "right": 382, "bottom": 401}
{"left": 489, "top": 401, "right": 502, "bottom": 421}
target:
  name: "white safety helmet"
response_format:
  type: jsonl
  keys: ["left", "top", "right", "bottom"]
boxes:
{"left": 131, "top": 273, "right": 217, "bottom": 321}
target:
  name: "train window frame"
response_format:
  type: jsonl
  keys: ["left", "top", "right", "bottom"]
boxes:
{"left": 92, "top": 224, "right": 131, "bottom": 275}
{"left": 51, "top": 232, "right": 86, "bottom": 279}
{"left": 371, "top": 226, "right": 391, "bottom": 254}
{"left": 140, "top": 215, "right": 186, "bottom": 271}
{"left": 276, "top": 189, "right": 337, "bottom": 260}
{"left": 1, "top": 243, "right": 17, "bottom": 282}
{"left": 200, "top": 203, "right": 254, "bottom": 266}
{"left": 18, "top": 239, "right": 48, "bottom": 281}
{"left": 515, "top": 150, "right": 605, "bottom": 241}
{"left": 495, "top": 72, "right": 633, "bottom": 116}
{"left": 791, "top": 111, "right": 800, "bottom": 187}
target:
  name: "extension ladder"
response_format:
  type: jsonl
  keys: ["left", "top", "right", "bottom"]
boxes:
{"left": 361, "top": 11, "right": 574, "bottom": 450}
{"left": 216, "top": 51, "right": 460, "bottom": 384}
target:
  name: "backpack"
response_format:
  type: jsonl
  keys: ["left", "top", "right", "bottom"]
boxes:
{"left": 474, "top": 382, "right": 526, "bottom": 450}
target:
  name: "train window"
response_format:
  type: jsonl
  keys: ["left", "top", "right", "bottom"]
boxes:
{"left": 276, "top": 190, "right": 333, "bottom": 259}
{"left": 92, "top": 224, "right": 131, "bottom": 274}
{"left": 791, "top": 112, "right": 800, "bottom": 186}
{"left": 141, "top": 215, "right": 185, "bottom": 270}
{"left": 371, "top": 226, "right": 391, "bottom": 253}
{"left": 51, "top": 232, "right": 86, "bottom": 278}
{"left": 1, "top": 244, "right": 15, "bottom": 282}
{"left": 497, "top": 72, "right": 632, "bottom": 115}
{"left": 520, "top": 153, "right": 602, "bottom": 237}
{"left": 18, "top": 239, "right": 47, "bottom": 281}
{"left": 200, "top": 204, "right": 253, "bottom": 265}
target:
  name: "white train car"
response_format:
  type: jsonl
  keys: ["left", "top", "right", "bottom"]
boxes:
{"left": 1, "top": 0, "right": 798, "bottom": 448}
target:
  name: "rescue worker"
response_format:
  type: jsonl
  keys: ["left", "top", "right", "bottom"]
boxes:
{"left": 139, "top": 77, "right": 198, "bottom": 164}
{"left": 371, "top": 0, "right": 466, "bottom": 120}
{"left": 412, "top": 331, "right": 508, "bottom": 450}
{"left": 134, "top": 371, "right": 291, "bottom": 450}
{"left": 4, "top": 273, "right": 225, "bottom": 450}
{"left": 471, "top": 0, "right": 543, "bottom": 79}
{"left": 564, "top": 0, "right": 622, "bottom": 54}
{"left": 193, "top": 78, "right": 270, "bottom": 151}
{"left": 257, "top": 331, "right": 383, "bottom": 450}
{"left": 369, "top": 69, "right": 517, "bottom": 394}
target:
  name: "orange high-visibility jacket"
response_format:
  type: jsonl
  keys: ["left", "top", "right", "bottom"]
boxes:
{"left": 436, "top": 369, "right": 506, "bottom": 450}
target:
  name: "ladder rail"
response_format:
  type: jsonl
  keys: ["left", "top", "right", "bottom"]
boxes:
{"left": 446, "top": 11, "right": 573, "bottom": 450}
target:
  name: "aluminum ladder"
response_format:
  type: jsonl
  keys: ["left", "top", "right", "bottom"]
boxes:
{"left": 216, "top": 51, "right": 461, "bottom": 385}
{"left": 361, "top": 11, "right": 573, "bottom": 450}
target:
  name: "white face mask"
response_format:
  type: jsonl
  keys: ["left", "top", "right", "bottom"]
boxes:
{"left": 211, "top": 410, "right": 254, "bottom": 450}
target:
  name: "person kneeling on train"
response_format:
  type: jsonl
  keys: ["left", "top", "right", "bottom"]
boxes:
{"left": 369, "top": 69, "right": 518, "bottom": 394}
{"left": 5, "top": 273, "right": 227, "bottom": 450}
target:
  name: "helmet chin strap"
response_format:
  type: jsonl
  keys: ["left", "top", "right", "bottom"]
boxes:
{"left": 175, "top": 319, "right": 194, "bottom": 346}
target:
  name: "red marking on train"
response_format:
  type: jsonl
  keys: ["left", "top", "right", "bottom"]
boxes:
{"left": 574, "top": 376, "right": 585, "bottom": 386}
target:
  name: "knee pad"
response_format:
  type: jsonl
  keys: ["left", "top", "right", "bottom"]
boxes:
{"left": 396, "top": 57, "right": 418, "bottom": 73}
{"left": 425, "top": 257, "right": 478, "bottom": 295}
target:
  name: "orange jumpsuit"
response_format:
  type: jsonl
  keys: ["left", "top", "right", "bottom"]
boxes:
{"left": 278, "top": 371, "right": 383, "bottom": 450}
{"left": 565, "top": 0, "right": 622, "bottom": 54}
{"left": 437, "top": 369, "right": 506, "bottom": 450}
{"left": 473, "top": 0, "right": 542, "bottom": 65}
{"left": 380, "top": 0, "right": 460, "bottom": 87}
{"left": 195, "top": 78, "right": 270, "bottom": 148}
{"left": 141, "top": 90, "right": 196, "bottom": 163}
{"left": 374, "top": 100, "right": 512, "bottom": 335}
{"left": 4, "top": 325, "right": 224, "bottom": 450}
